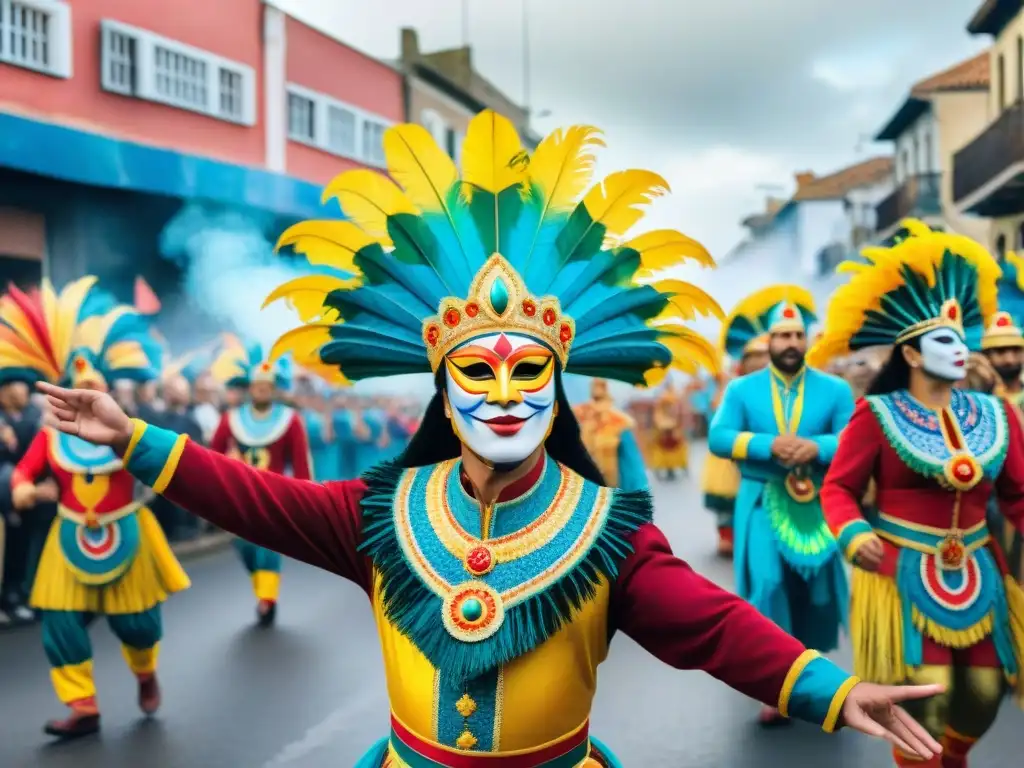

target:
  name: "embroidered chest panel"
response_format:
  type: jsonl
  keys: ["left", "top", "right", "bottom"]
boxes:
{"left": 228, "top": 404, "right": 293, "bottom": 448}
{"left": 358, "top": 457, "right": 652, "bottom": 685}
{"left": 48, "top": 430, "right": 122, "bottom": 476}
{"left": 867, "top": 390, "right": 1008, "bottom": 485}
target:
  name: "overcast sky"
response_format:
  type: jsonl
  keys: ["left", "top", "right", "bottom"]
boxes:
{"left": 280, "top": 0, "right": 987, "bottom": 260}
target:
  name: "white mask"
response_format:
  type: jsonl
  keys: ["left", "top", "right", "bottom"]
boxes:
{"left": 918, "top": 327, "right": 968, "bottom": 381}
{"left": 444, "top": 332, "right": 557, "bottom": 466}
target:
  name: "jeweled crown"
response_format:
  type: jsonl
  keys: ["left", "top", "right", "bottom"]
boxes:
{"left": 423, "top": 254, "right": 576, "bottom": 372}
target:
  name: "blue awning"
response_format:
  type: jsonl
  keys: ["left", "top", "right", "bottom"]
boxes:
{"left": 0, "top": 111, "right": 335, "bottom": 219}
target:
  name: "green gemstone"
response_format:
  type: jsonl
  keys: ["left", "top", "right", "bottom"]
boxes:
{"left": 461, "top": 598, "right": 483, "bottom": 622}
{"left": 489, "top": 277, "right": 509, "bottom": 315}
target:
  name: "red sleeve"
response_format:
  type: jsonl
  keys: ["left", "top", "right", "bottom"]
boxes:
{"left": 611, "top": 523, "right": 808, "bottom": 706}
{"left": 11, "top": 429, "right": 49, "bottom": 487}
{"left": 209, "top": 413, "right": 231, "bottom": 454}
{"left": 819, "top": 399, "right": 884, "bottom": 564}
{"left": 287, "top": 412, "right": 313, "bottom": 481}
{"left": 129, "top": 423, "right": 373, "bottom": 592}
{"left": 996, "top": 400, "right": 1024, "bottom": 530}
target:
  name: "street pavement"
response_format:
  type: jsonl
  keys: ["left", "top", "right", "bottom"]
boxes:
{"left": 1, "top": 442, "right": 1022, "bottom": 767}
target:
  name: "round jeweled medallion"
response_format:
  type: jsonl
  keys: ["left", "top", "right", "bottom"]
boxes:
{"left": 784, "top": 471, "right": 817, "bottom": 503}
{"left": 943, "top": 453, "right": 981, "bottom": 491}
{"left": 442, "top": 581, "right": 504, "bottom": 643}
{"left": 464, "top": 545, "right": 495, "bottom": 576}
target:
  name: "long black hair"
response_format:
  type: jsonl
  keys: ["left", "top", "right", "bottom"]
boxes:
{"left": 867, "top": 339, "right": 919, "bottom": 396}
{"left": 398, "top": 367, "right": 607, "bottom": 486}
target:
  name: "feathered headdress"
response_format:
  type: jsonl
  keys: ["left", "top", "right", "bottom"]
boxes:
{"left": 807, "top": 220, "right": 1000, "bottom": 368}
{"left": 0, "top": 277, "right": 162, "bottom": 387}
{"left": 718, "top": 285, "right": 817, "bottom": 360}
{"left": 982, "top": 250, "right": 1024, "bottom": 350}
{"left": 162, "top": 336, "right": 227, "bottom": 383}
{"left": 265, "top": 110, "right": 722, "bottom": 388}
{"left": 207, "top": 333, "right": 292, "bottom": 390}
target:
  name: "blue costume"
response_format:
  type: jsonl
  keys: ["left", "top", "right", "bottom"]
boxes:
{"left": 709, "top": 289, "right": 854, "bottom": 659}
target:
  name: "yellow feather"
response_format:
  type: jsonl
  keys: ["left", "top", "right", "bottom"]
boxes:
{"left": 0, "top": 297, "right": 54, "bottom": 374}
{"left": 208, "top": 336, "right": 248, "bottom": 385}
{"left": 320, "top": 170, "right": 418, "bottom": 247}
{"left": 717, "top": 285, "right": 816, "bottom": 355}
{"left": 651, "top": 279, "right": 724, "bottom": 321}
{"left": 384, "top": 123, "right": 459, "bottom": 215}
{"left": 40, "top": 281, "right": 59, "bottom": 367}
{"left": 73, "top": 307, "right": 133, "bottom": 355}
{"left": 900, "top": 218, "right": 933, "bottom": 237}
{"left": 104, "top": 340, "right": 148, "bottom": 372}
{"left": 1006, "top": 250, "right": 1024, "bottom": 292}
{"left": 657, "top": 325, "right": 720, "bottom": 375}
{"left": 268, "top": 324, "right": 348, "bottom": 385}
{"left": 528, "top": 125, "right": 604, "bottom": 212}
{"left": 262, "top": 275, "right": 356, "bottom": 322}
{"left": 275, "top": 220, "right": 376, "bottom": 277}
{"left": 581, "top": 170, "right": 670, "bottom": 239}
{"left": 628, "top": 229, "right": 716, "bottom": 275}
{"left": 461, "top": 110, "right": 528, "bottom": 196}
{"left": 643, "top": 366, "right": 669, "bottom": 387}
{"left": 52, "top": 277, "right": 97, "bottom": 370}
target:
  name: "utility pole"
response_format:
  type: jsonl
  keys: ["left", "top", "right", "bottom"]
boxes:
{"left": 522, "top": 0, "right": 531, "bottom": 109}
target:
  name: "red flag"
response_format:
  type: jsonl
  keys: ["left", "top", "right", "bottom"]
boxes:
{"left": 134, "top": 276, "right": 161, "bottom": 315}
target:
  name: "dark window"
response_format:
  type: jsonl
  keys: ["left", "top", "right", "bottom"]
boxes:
{"left": 999, "top": 53, "right": 1007, "bottom": 110}
{"left": 997, "top": 234, "right": 1008, "bottom": 262}
{"left": 445, "top": 127, "right": 457, "bottom": 158}
{"left": 0, "top": 254, "right": 42, "bottom": 291}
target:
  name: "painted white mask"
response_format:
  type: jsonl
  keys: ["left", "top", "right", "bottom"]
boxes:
{"left": 444, "top": 332, "right": 557, "bottom": 466}
{"left": 919, "top": 327, "right": 968, "bottom": 381}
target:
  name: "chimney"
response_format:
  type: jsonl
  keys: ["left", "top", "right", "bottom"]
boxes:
{"left": 765, "top": 196, "right": 785, "bottom": 215}
{"left": 794, "top": 171, "right": 815, "bottom": 189}
{"left": 400, "top": 27, "right": 420, "bottom": 64}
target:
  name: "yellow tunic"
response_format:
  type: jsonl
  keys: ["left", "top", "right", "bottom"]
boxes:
{"left": 573, "top": 402, "right": 634, "bottom": 488}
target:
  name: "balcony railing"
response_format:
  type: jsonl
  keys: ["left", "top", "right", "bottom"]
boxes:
{"left": 953, "top": 100, "right": 1024, "bottom": 209}
{"left": 875, "top": 172, "right": 942, "bottom": 234}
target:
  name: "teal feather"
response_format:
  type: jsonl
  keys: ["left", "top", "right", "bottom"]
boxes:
{"left": 465, "top": 185, "right": 525, "bottom": 258}
{"left": 572, "top": 325, "right": 662, "bottom": 351}
{"left": 357, "top": 461, "right": 653, "bottom": 686}
{"left": 569, "top": 338, "right": 672, "bottom": 368}
{"left": 353, "top": 245, "right": 444, "bottom": 314}
{"left": 324, "top": 287, "right": 424, "bottom": 332}
{"left": 573, "top": 286, "right": 668, "bottom": 335}
{"left": 557, "top": 248, "right": 642, "bottom": 311}
{"left": 329, "top": 322, "right": 425, "bottom": 351}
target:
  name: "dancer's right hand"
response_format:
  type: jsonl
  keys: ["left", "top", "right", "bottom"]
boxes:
{"left": 36, "top": 382, "right": 134, "bottom": 453}
{"left": 854, "top": 537, "right": 885, "bottom": 571}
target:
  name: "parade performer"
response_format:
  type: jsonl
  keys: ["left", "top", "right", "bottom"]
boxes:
{"left": 708, "top": 284, "right": 855, "bottom": 724}
{"left": 208, "top": 338, "right": 312, "bottom": 626}
{"left": 812, "top": 223, "right": 1024, "bottom": 767}
{"left": 701, "top": 306, "right": 772, "bottom": 558}
{"left": 648, "top": 382, "right": 688, "bottom": 480}
{"left": 573, "top": 378, "right": 648, "bottom": 491}
{"left": 42, "top": 111, "right": 944, "bottom": 765}
{"left": 0, "top": 277, "right": 189, "bottom": 739}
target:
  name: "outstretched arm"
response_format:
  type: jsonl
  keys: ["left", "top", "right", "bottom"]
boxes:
{"left": 612, "top": 524, "right": 943, "bottom": 757}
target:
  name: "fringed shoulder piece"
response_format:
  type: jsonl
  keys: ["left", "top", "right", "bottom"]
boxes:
{"left": 357, "top": 458, "right": 652, "bottom": 685}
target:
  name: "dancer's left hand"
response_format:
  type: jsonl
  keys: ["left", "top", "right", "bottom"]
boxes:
{"left": 840, "top": 682, "right": 944, "bottom": 760}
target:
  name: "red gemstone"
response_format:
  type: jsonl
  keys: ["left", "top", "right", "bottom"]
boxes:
{"left": 782, "top": 307, "right": 796, "bottom": 319}
{"left": 465, "top": 546, "right": 493, "bottom": 575}
{"left": 947, "top": 305, "right": 958, "bottom": 320}
{"left": 543, "top": 308, "right": 556, "bottom": 326}
{"left": 559, "top": 323, "right": 572, "bottom": 343}
{"left": 466, "top": 303, "right": 479, "bottom": 318}
{"left": 426, "top": 325, "right": 440, "bottom": 345}
{"left": 997, "top": 315, "right": 1011, "bottom": 327}
{"left": 444, "top": 309, "right": 461, "bottom": 328}
{"left": 74, "top": 357, "right": 86, "bottom": 371}
{"left": 522, "top": 300, "right": 536, "bottom": 317}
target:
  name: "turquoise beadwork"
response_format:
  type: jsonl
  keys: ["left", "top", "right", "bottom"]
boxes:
{"left": 461, "top": 598, "right": 483, "bottom": 622}
{"left": 489, "top": 277, "right": 509, "bottom": 315}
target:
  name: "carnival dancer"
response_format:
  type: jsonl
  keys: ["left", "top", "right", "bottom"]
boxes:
{"left": 648, "top": 382, "right": 688, "bottom": 480}
{"left": 43, "top": 111, "right": 945, "bottom": 764}
{"left": 574, "top": 378, "right": 648, "bottom": 491}
{"left": 708, "top": 284, "right": 855, "bottom": 724}
{"left": 812, "top": 223, "right": 1024, "bottom": 767}
{"left": 0, "top": 277, "right": 189, "bottom": 739}
{"left": 700, "top": 306, "right": 772, "bottom": 558}
{"left": 207, "top": 338, "right": 312, "bottom": 626}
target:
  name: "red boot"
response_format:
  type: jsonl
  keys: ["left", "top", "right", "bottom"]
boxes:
{"left": 716, "top": 527, "right": 734, "bottom": 558}
{"left": 138, "top": 672, "right": 161, "bottom": 715}
{"left": 939, "top": 727, "right": 977, "bottom": 768}
{"left": 44, "top": 696, "right": 100, "bottom": 739}
{"left": 256, "top": 599, "right": 277, "bottom": 627}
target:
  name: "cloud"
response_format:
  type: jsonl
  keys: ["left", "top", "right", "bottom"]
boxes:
{"left": 277, "top": 0, "right": 987, "bottom": 267}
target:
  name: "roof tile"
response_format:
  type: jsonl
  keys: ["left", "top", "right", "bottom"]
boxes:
{"left": 791, "top": 156, "right": 894, "bottom": 201}
{"left": 910, "top": 50, "right": 990, "bottom": 96}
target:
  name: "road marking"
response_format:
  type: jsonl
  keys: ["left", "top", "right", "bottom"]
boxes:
{"left": 262, "top": 693, "right": 386, "bottom": 767}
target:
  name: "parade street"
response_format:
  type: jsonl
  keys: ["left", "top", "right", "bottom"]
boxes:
{"left": 1, "top": 445, "right": 1022, "bottom": 768}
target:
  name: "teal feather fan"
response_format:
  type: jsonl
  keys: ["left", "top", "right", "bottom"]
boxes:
{"left": 266, "top": 110, "right": 723, "bottom": 387}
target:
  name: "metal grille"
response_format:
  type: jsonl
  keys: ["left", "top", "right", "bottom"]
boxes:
{"left": 154, "top": 44, "right": 208, "bottom": 110}
{"left": 327, "top": 104, "right": 357, "bottom": 156}
{"left": 288, "top": 92, "right": 316, "bottom": 142}
{"left": 218, "top": 67, "right": 243, "bottom": 121}
{"left": 362, "top": 120, "right": 386, "bottom": 166}
{"left": 0, "top": 0, "right": 51, "bottom": 72}
{"left": 104, "top": 29, "right": 136, "bottom": 95}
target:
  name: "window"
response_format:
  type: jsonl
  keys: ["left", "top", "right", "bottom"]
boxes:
{"left": 420, "top": 109, "right": 448, "bottom": 146}
{"left": 288, "top": 92, "right": 316, "bottom": 142}
{"left": 922, "top": 132, "right": 932, "bottom": 174}
{"left": 285, "top": 84, "right": 394, "bottom": 167}
{"left": 996, "top": 234, "right": 1007, "bottom": 262}
{"left": 999, "top": 53, "right": 1007, "bottom": 111}
{"left": 445, "top": 127, "right": 458, "bottom": 159}
{"left": 1018, "top": 36, "right": 1023, "bottom": 103}
{"left": 0, "top": 0, "right": 71, "bottom": 77}
{"left": 99, "top": 20, "right": 256, "bottom": 125}
{"left": 453, "top": 130, "right": 465, "bottom": 166}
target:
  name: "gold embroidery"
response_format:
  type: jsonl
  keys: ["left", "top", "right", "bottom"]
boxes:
{"left": 455, "top": 694, "right": 477, "bottom": 718}
{"left": 455, "top": 730, "right": 478, "bottom": 750}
